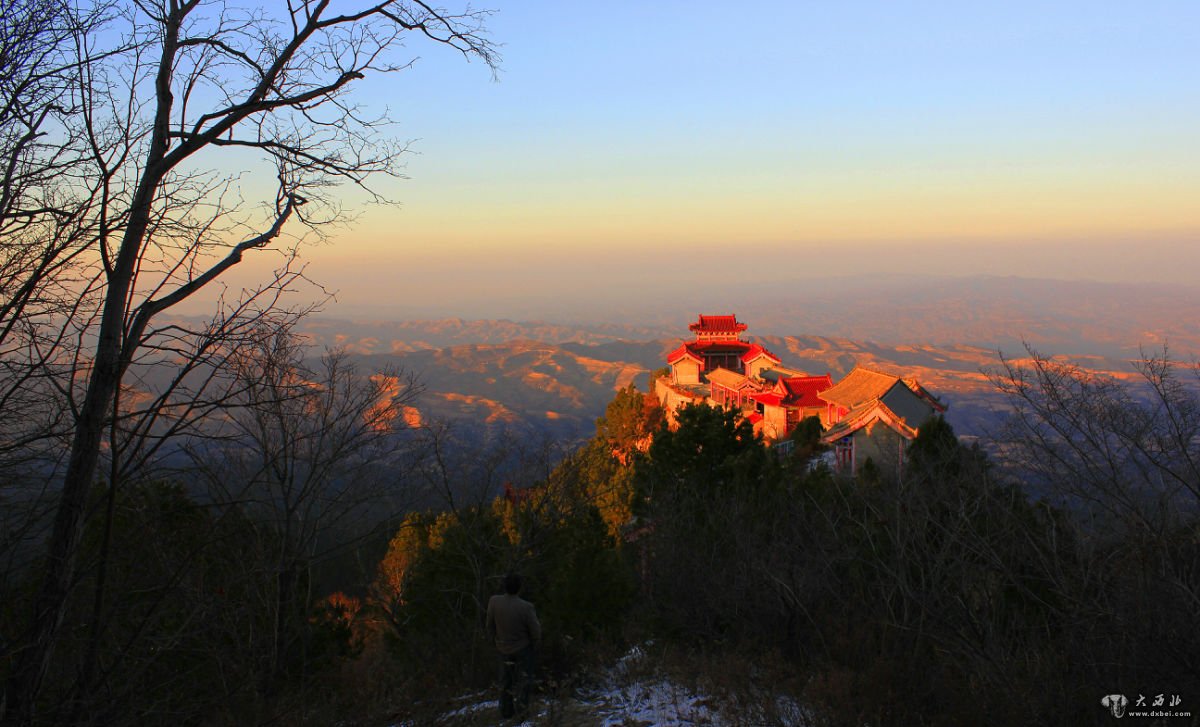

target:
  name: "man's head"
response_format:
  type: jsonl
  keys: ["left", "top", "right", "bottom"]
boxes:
{"left": 503, "top": 572, "right": 521, "bottom": 595}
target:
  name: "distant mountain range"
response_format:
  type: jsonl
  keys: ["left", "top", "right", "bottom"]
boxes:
{"left": 353, "top": 340, "right": 652, "bottom": 446}
{"left": 298, "top": 317, "right": 679, "bottom": 353}
{"left": 733, "top": 275, "right": 1200, "bottom": 358}
{"left": 321, "top": 336, "right": 1150, "bottom": 449}
{"left": 140, "top": 275, "right": 1189, "bottom": 450}
{"left": 307, "top": 275, "right": 1200, "bottom": 358}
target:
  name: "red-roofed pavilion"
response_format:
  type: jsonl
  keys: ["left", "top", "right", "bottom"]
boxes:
{"left": 688, "top": 314, "right": 747, "bottom": 341}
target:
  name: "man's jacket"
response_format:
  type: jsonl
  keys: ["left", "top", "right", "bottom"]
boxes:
{"left": 486, "top": 593, "right": 541, "bottom": 655}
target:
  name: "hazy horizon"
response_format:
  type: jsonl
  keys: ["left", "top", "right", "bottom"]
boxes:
{"left": 181, "top": 1, "right": 1199, "bottom": 327}
{"left": 196, "top": 239, "right": 1200, "bottom": 324}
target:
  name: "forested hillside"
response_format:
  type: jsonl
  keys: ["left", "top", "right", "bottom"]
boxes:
{"left": 6, "top": 349, "right": 1196, "bottom": 725}
{"left": 362, "top": 354, "right": 1200, "bottom": 725}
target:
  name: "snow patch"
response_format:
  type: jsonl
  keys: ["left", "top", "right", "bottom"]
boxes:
{"left": 580, "top": 677, "right": 720, "bottom": 726}
{"left": 417, "top": 643, "right": 815, "bottom": 725}
{"left": 578, "top": 643, "right": 722, "bottom": 725}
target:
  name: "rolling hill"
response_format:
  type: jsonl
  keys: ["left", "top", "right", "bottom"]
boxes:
{"left": 342, "top": 331, "right": 1149, "bottom": 448}
{"left": 147, "top": 274, "right": 1187, "bottom": 448}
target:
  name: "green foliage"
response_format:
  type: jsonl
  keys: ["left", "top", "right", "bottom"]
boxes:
{"left": 66, "top": 481, "right": 237, "bottom": 720}
{"left": 537, "top": 505, "right": 635, "bottom": 641}
{"left": 21, "top": 480, "right": 359, "bottom": 724}
{"left": 596, "top": 384, "right": 663, "bottom": 457}
{"left": 551, "top": 385, "right": 665, "bottom": 540}
{"left": 857, "top": 456, "right": 881, "bottom": 485}
{"left": 647, "top": 366, "right": 671, "bottom": 391}
{"left": 370, "top": 505, "right": 518, "bottom": 696}
{"left": 905, "top": 414, "right": 988, "bottom": 484}
{"left": 635, "top": 402, "right": 768, "bottom": 511}
{"left": 375, "top": 475, "right": 637, "bottom": 685}
{"left": 269, "top": 365, "right": 1200, "bottom": 726}
{"left": 631, "top": 403, "right": 784, "bottom": 640}
{"left": 789, "top": 414, "right": 824, "bottom": 449}
{"left": 372, "top": 511, "right": 435, "bottom": 630}
{"left": 392, "top": 508, "right": 508, "bottom": 651}
{"left": 364, "top": 387, "right": 667, "bottom": 696}
{"left": 908, "top": 414, "right": 958, "bottom": 463}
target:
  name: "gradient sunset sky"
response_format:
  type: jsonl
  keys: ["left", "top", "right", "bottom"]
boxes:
{"left": 237, "top": 1, "right": 1199, "bottom": 318}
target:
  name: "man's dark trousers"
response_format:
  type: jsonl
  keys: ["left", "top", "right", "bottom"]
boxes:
{"left": 499, "top": 645, "right": 535, "bottom": 718}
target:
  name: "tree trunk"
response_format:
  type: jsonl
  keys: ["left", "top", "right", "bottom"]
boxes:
{"left": 2, "top": 10, "right": 177, "bottom": 711}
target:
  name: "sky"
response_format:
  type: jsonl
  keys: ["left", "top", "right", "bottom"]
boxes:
{"left": 214, "top": 1, "right": 1200, "bottom": 319}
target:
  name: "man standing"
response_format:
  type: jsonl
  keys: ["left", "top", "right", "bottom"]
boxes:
{"left": 485, "top": 573, "right": 541, "bottom": 719}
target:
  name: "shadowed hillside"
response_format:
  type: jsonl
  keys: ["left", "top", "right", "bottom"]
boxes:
{"left": 356, "top": 341, "right": 649, "bottom": 445}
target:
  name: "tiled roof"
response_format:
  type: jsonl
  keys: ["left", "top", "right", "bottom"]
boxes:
{"left": 741, "top": 343, "right": 781, "bottom": 363}
{"left": 759, "top": 366, "right": 808, "bottom": 383}
{"left": 818, "top": 367, "right": 901, "bottom": 409}
{"left": 707, "top": 367, "right": 751, "bottom": 389}
{"left": 903, "top": 379, "right": 947, "bottom": 412}
{"left": 750, "top": 392, "right": 785, "bottom": 406}
{"left": 820, "top": 399, "right": 919, "bottom": 443}
{"left": 752, "top": 375, "right": 831, "bottom": 409}
{"left": 689, "top": 314, "right": 747, "bottom": 334}
{"left": 688, "top": 341, "right": 753, "bottom": 354}
{"left": 666, "top": 344, "right": 703, "bottom": 364}
{"left": 668, "top": 341, "right": 753, "bottom": 364}
{"left": 779, "top": 374, "right": 834, "bottom": 407}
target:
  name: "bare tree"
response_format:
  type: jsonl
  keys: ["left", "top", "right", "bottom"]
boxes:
{"left": 989, "top": 346, "right": 1200, "bottom": 711}
{"left": 2, "top": 1, "right": 496, "bottom": 721}
{"left": 0, "top": 4, "right": 112, "bottom": 703}
{"left": 991, "top": 345, "right": 1200, "bottom": 532}
{"left": 186, "top": 326, "right": 422, "bottom": 691}
{"left": 0, "top": 0, "right": 96, "bottom": 351}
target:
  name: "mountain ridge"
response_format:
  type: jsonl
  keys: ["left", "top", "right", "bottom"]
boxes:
{"left": 347, "top": 333, "right": 1155, "bottom": 448}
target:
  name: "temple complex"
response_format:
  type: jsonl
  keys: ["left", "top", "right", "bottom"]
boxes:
{"left": 654, "top": 314, "right": 945, "bottom": 478}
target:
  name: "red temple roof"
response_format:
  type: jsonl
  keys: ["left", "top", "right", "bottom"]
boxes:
{"left": 752, "top": 375, "right": 832, "bottom": 409}
{"left": 666, "top": 343, "right": 703, "bottom": 365}
{"left": 740, "top": 343, "right": 781, "bottom": 364}
{"left": 668, "top": 341, "right": 754, "bottom": 363}
{"left": 749, "top": 392, "right": 785, "bottom": 406}
{"left": 689, "top": 314, "right": 747, "bottom": 335}
{"left": 779, "top": 374, "right": 834, "bottom": 408}
{"left": 687, "top": 340, "right": 753, "bottom": 353}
